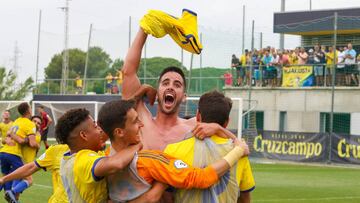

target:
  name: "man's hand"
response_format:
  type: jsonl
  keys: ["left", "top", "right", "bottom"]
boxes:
{"left": 143, "top": 84, "right": 157, "bottom": 106}
{"left": 233, "top": 138, "right": 250, "bottom": 156}
{"left": 192, "top": 123, "right": 221, "bottom": 140}
{"left": 4, "top": 137, "right": 15, "bottom": 146}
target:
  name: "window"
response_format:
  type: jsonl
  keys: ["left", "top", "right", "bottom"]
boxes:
{"left": 279, "top": 111, "right": 287, "bottom": 132}
{"left": 243, "top": 111, "right": 264, "bottom": 130}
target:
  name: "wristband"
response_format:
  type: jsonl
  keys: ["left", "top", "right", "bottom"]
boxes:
{"left": 223, "top": 146, "right": 244, "bottom": 167}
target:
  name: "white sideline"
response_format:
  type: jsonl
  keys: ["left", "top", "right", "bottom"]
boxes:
{"left": 33, "top": 183, "right": 52, "bottom": 189}
{"left": 253, "top": 196, "right": 360, "bottom": 202}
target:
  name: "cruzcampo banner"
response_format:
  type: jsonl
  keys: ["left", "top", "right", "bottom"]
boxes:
{"left": 331, "top": 133, "right": 360, "bottom": 164}
{"left": 243, "top": 130, "right": 329, "bottom": 162}
{"left": 282, "top": 66, "right": 314, "bottom": 87}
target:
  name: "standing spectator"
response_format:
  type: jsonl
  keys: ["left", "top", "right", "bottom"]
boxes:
{"left": 325, "top": 46, "right": 337, "bottom": 86}
{"left": 0, "top": 110, "right": 13, "bottom": 147}
{"left": 241, "top": 50, "right": 250, "bottom": 86}
{"left": 75, "top": 74, "right": 83, "bottom": 94}
{"left": 337, "top": 47, "right": 346, "bottom": 86}
{"left": 344, "top": 43, "right": 357, "bottom": 86}
{"left": 223, "top": 71, "right": 233, "bottom": 87}
{"left": 297, "top": 47, "right": 308, "bottom": 65}
{"left": 277, "top": 51, "right": 290, "bottom": 87}
{"left": 262, "top": 51, "right": 275, "bottom": 87}
{"left": 357, "top": 55, "right": 360, "bottom": 86}
{"left": 231, "top": 54, "right": 242, "bottom": 86}
{"left": 105, "top": 72, "right": 113, "bottom": 94}
{"left": 37, "top": 105, "right": 53, "bottom": 149}
{"left": 313, "top": 45, "right": 325, "bottom": 86}
{"left": 116, "top": 69, "right": 123, "bottom": 94}
{"left": 252, "top": 50, "right": 262, "bottom": 87}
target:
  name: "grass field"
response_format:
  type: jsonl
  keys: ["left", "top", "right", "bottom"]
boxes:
{"left": 1, "top": 146, "right": 359, "bottom": 203}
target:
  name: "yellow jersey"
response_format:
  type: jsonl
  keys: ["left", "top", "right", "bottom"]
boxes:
{"left": 240, "top": 54, "right": 247, "bottom": 66}
{"left": 117, "top": 71, "right": 123, "bottom": 85}
{"left": 164, "top": 135, "right": 255, "bottom": 202}
{"left": 22, "top": 131, "right": 41, "bottom": 163}
{"left": 76, "top": 79, "right": 83, "bottom": 88}
{"left": 60, "top": 149, "right": 107, "bottom": 203}
{"left": 35, "top": 144, "right": 69, "bottom": 203}
{"left": 0, "top": 117, "right": 35, "bottom": 157}
{"left": 0, "top": 121, "right": 13, "bottom": 147}
{"left": 326, "top": 51, "right": 338, "bottom": 65}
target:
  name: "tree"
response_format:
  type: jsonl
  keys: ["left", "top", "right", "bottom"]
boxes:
{"left": 0, "top": 67, "right": 33, "bottom": 100}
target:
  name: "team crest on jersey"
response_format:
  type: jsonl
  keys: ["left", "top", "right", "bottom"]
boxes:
{"left": 174, "top": 160, "right": 188, "bottom": 169}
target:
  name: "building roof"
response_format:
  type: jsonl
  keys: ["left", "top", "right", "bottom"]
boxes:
{"left": 274, "top": 7, "right": 360, "bottom": 35}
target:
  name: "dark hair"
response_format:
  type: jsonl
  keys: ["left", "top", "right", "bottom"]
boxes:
{"left": 158, "top": 66, "right": 186, "bottom": 89}
{"left": 97, "top": 100, "right": 135, "bottom": 141}
{"left": 31, "top": 115, "right": 43, "bottom": 123}
{"left": 55, "top": 108, "right": 90, "bottom": 145}
{"left": 18, "top": 102, "right": 30, "bottom": 116}
{"left": 37, "top": 105, "right": 44, "bottom": 109}
{"left": 198, "top": 90, "right": 232, "bottom": 126}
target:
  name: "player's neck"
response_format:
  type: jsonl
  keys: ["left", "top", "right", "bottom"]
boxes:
{"left": 3, "top": 119, "right": 11, "bottom": 124}
{"left": 155, "top": 112, "right": 181, "bottom": 127}
{"left": 111, "top": 141, "right": 130, "bottom": 152}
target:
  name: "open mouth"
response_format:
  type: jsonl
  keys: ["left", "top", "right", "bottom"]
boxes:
{"left": 164, "top": 93, "right": 175, "bottom": 107}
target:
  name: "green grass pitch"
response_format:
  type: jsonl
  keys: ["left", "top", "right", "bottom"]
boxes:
{"left": 1, "top": 146, "right": 359, "bottom": 203}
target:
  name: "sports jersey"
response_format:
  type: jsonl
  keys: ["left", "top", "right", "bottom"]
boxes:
{"left": 0, "top": 121, "right": 13, "bottom": 146}
{"left": 60, "top": 149, "right": 107, "bottom": 203}
{"left": 35, "top": 144, "right": 69, "bottom": 203}
{"left": 107, "top": 149, "right": 218, "bottom": 202}
{"left": 164, "top": 135, "right": 255, "bottom": 203}
{"left": 0, "top": 117, "right": 36, "bottom": 157}
{"left": 140, "top": 9, "right": 203, "bottom": 54}
{"left": 22, "top": 131, "right": 41, "bottom": 163}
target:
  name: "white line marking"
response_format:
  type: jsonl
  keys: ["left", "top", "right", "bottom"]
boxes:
{"left": 253, "top": 196, "right": 360, "bottom": 202}
{"left": 33, "top": 183, "right": 52, "bottom": 189}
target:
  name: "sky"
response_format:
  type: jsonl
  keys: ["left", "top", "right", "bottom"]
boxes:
{"left": 1, "top": 0, "right": 360, "bottom": 83}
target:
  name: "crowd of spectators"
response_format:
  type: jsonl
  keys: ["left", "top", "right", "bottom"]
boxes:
{"left": 231, "top": 43, "right": 360, "bottom": 87}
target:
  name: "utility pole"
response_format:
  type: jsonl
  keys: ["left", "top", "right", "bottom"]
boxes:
{"left": 280, "top": 0, "right": 285, "bottom": 50}
{"left": 12, "top": 41, "right": 21, "bottom": 84}
{"left": 35, "top": 10, "right": 42, "bottom": 94}
{"left": 128, "top": 16, "right": 132, "bottom": 49}
{"left": 83, "top": 23, "right": 93, "bottom": 94}
{"left": 242, "top": 5, "right": 246, "bottom": 54}
{"left": 260, "top": 32, "right": 263, "bottom": 49}
{"left": 143, "top": 42, "right": 147, "bottom": 84}
{"left": 310, "top": 0, "right": 312, "bottom": 10}
{"left": 60, "top": 0, "right": 70, "bottom": 94}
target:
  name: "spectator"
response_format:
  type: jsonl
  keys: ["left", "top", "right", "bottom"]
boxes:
{"left": 105, "top": 72, "right": 113, "bottom": 94}
{"left": 357, "top": 55, "right": 360, "bottom": 86}
{"left": 337, "top": 47, "right": 346, "bottom": 86}
{"left": 262, "top": 50, "right": 275, "bottom": 87}
{"left": 325, "top": 46, "right": 337, "bottom": 86}
{"left": 231, "top": 54, "right": 242, "bottom": 86}
{"left": 344, "top": 43, "right": 357, "bottom": 86}
{"left": 223, "top": 71, "right": 233, "bottom": 87}
{"left": 75, "top": 74, "right": 83, "bottom": 94}
{"left": 277, "top": 51, "right": 290, "bottom": 86}
{"left": 241, "top": 50, "right": 249, "bottom": 86}
{"left": 297, "top": 47, "right": 308, "bottom": 65}
{"left": 252, "top": 50, "right": 262, "bottom": 87}
{"left": 313, "top": 45, "right": 325, "bottom": 86}
{"left": 116, "top": 69, "right": 123, "bottom": 94}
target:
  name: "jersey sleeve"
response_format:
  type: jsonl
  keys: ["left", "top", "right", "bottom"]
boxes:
{"left": 137, "top": 150, "right": 219, "bottom": 189}
{"left": 25, "top": 122, "right": 36, "bottom": 137}
{"left": 35, "top": 145, "right": 56, "bottom": 171}
{"left": 237, "top": 157, "right": 255, "bottom": 192}
{"left": 76, "top": 150, "right": 105, "bottom": 183}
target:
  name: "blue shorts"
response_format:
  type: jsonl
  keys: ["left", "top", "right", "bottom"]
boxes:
{"left": 0, "top": 152, "right": 23, "bottom": 190}
{"left": 314, "top": 66, "right": 324, "bottom": 76}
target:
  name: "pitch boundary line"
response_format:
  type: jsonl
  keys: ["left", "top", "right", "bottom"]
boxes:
{"left": 253, "top": 196, "right": 360, "bottom": 202}
{"left": 33, "top": 183, "right": 52, "bottom": 189}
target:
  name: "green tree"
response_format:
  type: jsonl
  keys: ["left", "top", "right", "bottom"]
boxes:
{"left": 0, "top": 67, "right": 33, "bottom": 100}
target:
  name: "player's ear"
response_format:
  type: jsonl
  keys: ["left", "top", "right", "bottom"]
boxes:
{"left": 113, "top": 128, "right": 125, "bottom": 138}
{"left": 182, "top": 92, "right": 187, "bottom": 103}
{"left": 79, "top": 130, "right": 87, "bottom": 141}
{"left": 196, "top": 110, "right": 201, "bottom": 122}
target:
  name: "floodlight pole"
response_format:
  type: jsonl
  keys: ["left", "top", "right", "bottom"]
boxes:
{"left": 247, "top": 20, "right": 255, "bottom": 129}
{"left": 83, "top": 23, "right": 92, "bottom": 94}
{"left": 35, "top": 10, "right": 42, "bottom": 94}
{"left": 329, "top": 12, "right": 337, "bottom": 164}
{"left": 280, "top": 0, "right": 285, "bottom": 50}
{"left": 242, "top": 5, "right": 245, "bottom": 54}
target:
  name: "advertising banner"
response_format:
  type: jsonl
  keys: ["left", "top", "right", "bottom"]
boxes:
{"left": 331, "top": 133, "right": 360, "bottom": 164}
{"left": 282, "top": 66, "right": 314, "bottom": 87}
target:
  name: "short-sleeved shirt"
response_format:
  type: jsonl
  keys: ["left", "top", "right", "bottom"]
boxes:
{"left": 76, "top": 79, "right": 83, "bottom": 88}
{"left": 60, "top": 149, "right": 107, "bottom": 203}
{"left": 0, "top": 121, "right": 13, "bottom": 146}
{"left": 22, "top": 131, "right": 41, "bottom": 163}
{"left": 0, "top": 117, "right": 36, "bottom": 157}
{"left": 35, "top": 144, "right": 69, "bottom": 203}
{"left": 344, "top": 49, "right": 356, "bottom": 64}
{"left": 164, "top": 136, "right": 255, "bottom": 192}
{"left": 40, "top": 111, "right": 50, "bottom": 131}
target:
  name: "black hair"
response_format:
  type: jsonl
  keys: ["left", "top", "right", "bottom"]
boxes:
{"left": 97, "top": 100, "right": 136, "bottom": 141}
{"left": 198, "top": 90, "right": 232, "bottom": 126}
{"left": 158, "top": 66, "right": 186, "bottom": 89}
{"left": 55, "top": 108, "right": 90, "bottom": 145}
{"left": 17, "top": 102, "right": 30, "bottom": 116}
{"left": 31, "top": 115, "right": 43, "bottom": 123}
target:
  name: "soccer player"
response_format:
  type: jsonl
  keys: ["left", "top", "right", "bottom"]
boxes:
{"left": 55, "top": 108, "right": 142, "bottom": 202}
{"left": 165, "top": 91, "right": 255, "bottom": 203}
{"left": 97, "top": 99, "right": 249, "bottom": 202}
{"left": 37, "top": 105, "right": 53, "bottom": 149}
{"left": 0, "top": 144, "right": 70, "bottom": 203}
{"left": 0, "top": 102, "right": 37, "bottom": 202}
{"left": 0, "top": 110, "right": 13, "bottom": 147}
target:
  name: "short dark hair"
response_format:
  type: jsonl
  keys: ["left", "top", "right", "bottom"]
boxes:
{"left": 55, "top": 108, "right": 90, "bottom": 145}
{"left": 31, "top": 115, "right": 43, "bottom": 123}
{"left": 158, "top": 66, "right": 186, "bottom": 89}
{"left": 37, "top": 105, "right": 44, "bottom": 109}
{"left": 18, "top": 102, "right": 30, "bottom": 116}
{"left": 97, "top": 100, "right": 135, "bottom": 141}
{"left": 198, "top": 91, "right": 232, "bottom": 126}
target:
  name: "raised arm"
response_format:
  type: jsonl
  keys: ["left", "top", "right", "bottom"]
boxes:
{"left": 122, "top": 28, "right": 148, "bottom": 99}
{"left": 0, "top": 162, "right": 39, "bottom": 185}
